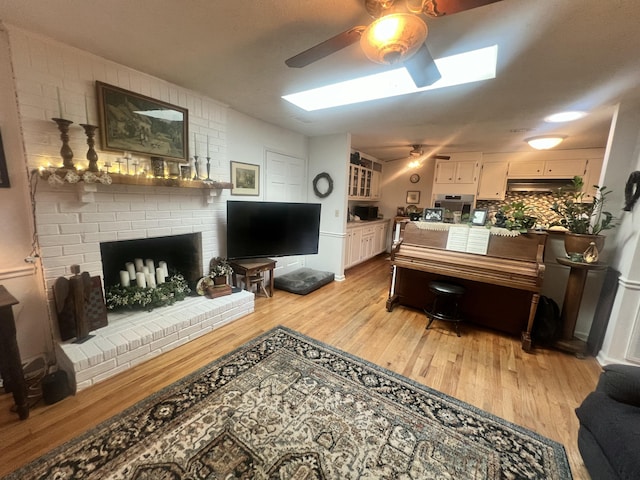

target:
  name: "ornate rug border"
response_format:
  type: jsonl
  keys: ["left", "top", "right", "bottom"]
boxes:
{"left": 5, "top": 325, "right": 573, "bottom": 479}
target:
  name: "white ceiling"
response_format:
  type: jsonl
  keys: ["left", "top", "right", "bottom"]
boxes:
{"left": 1, "top": 0, "right": 639, "bottom": 162}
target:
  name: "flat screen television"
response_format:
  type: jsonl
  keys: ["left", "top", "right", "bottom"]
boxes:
{"left": 226, "top": 201, "right": 321, "bottom": 259}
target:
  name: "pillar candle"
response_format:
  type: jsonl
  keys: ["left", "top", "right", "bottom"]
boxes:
{"left": 135, "top": 272, "right": 147, "bottom": 288}
{"left": 146, "top": 273, "right": 156, "bottom": 288}
{"left": 119, "top": 270, "right": 130, "bottom": 287}
{"left": 156, "top": 267, "right": 165, "bottom": 285}
{"left": 142, "top": 266, "right": 150, "bottom": 275}
{"left": 159, "top": 261, "right": 168, "bottom": 278}
{"left": 57, "top": 87, "right": 63, "bottom": 117}
{"left": 126, "top": 262, "right": 136, "bottom": 280}
{"left": 134, "top": 258, "right": 144, "bottom": 272}
{"left": 145, "top": 259, "right": 155, "bottom": 273}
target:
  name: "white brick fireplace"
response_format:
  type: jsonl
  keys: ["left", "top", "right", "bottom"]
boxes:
{"left": 35, "top": 180, "right": 254, "bottom": 392}
{"left": 4, "top": 24, "right": 258, "bottom": 391}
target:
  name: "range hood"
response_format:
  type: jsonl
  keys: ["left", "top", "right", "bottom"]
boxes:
{"left": 506, "top": 178, "right": 576, "bottom": 193}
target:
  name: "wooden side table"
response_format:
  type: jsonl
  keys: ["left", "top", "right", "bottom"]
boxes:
{"left": 0, "top": 285, "right": 29, "bottom": 419}
{"left": 229, "top": 258, "right": 277, "bottom": 297}
{"left": 554, "top": 258, "right": 608, "bottom": 356}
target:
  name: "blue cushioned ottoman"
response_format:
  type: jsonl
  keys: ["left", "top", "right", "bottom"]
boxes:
{"left": 274, "top": 268, "right": 334, "bottom": 295}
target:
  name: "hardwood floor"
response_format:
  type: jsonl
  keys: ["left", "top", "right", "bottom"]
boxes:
{"left": 0, "top": 255, "right": 602, "bottom": 478}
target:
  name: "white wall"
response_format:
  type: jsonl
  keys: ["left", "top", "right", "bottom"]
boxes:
{"left": 598, "top": 101, "right": 640, "bottom": 365}
{"left": 227, "top": 109, "right": 307, "bottom": 203}
{"left": 0, "top": 26, "right": 52, "bottom": 362}
{"left": 306, "top": 133, "right": 351, "bottom": 280}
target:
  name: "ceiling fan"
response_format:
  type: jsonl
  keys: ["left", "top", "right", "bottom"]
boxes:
{"left": 285, "top": 0, "right": 502, "bottom": 88}
{"left": 384, "top": 144, "right": 451, "bottom": 162}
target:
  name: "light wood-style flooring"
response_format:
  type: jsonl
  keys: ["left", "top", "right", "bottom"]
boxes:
{"left": 0, "top": 255, "right": 602, "bottom": 478}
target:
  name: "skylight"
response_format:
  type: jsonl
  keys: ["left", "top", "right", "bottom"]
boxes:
{"left": 282, "top": 45, "right": 498, "bottom": 111}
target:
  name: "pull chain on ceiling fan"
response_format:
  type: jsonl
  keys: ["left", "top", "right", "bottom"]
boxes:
{"left": 285, "top": 0, "right": 502, "bottom": 88}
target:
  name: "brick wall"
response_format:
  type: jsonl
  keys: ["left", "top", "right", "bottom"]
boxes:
{"left": 7, "top": 25, "right": 231, "bottom": 292}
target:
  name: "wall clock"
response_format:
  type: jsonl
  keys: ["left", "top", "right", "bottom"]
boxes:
{"left": 410, "top": 173, "right": 420, "bottom": 183}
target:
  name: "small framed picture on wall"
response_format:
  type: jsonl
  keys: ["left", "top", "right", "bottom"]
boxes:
{"left": 230, "top": 161, "right": 260, "bottom": 196}
{"left": 406, "top": 190, "right": 420, "bottom": 204}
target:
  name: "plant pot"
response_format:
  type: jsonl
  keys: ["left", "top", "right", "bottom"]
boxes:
{"left": 564, "top": 233, "right": 605, "bottom": 256}
{"left": 213, "top": 275, "right": 227, "bottom": 286}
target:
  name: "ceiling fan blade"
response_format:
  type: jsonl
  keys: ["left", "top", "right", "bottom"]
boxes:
{"left": 403, "top": 43, "right": 441, "bottom": 88}
{"left": 423, "top": 0, "right": 502, "bottom": 17}
{"left": 285, "top": 27, "right": 365, "bottom": 68}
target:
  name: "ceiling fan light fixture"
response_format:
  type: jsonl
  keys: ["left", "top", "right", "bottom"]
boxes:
{"left": 361, "top": 13, "right": 428, "bottom": 65}
{"left": 525, "top": 135, "right": 567, "bottom": 150}
{"left": 409, "top": 145, "right": 423, "bottom": 156}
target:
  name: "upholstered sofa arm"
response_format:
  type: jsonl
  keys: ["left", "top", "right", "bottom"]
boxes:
{"left": 597, "top": 364, "right": 640, "bottom": 406}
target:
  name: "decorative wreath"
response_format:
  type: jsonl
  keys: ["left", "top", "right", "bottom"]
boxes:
{"left": 624, "top": 170, "right": 640, "bottom": 211}
{"left": 312, "top": 172, "right": 334, "bottom": 198}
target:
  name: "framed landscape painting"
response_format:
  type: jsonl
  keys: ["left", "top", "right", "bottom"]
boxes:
{"left": 96, "top": 81, "right": 189, "bottom": 162}
{"left": 231, "top": 161, "right": 260, "bottom": 196}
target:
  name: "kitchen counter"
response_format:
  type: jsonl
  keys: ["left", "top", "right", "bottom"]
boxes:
{"left": 347, "top": 218, "right": 389, "bottom": 228}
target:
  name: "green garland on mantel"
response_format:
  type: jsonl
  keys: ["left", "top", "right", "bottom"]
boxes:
{"left": 105, "top": 274, "right": 191, "bottom": 312}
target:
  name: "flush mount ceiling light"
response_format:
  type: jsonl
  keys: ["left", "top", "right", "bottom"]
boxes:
{"left": 544, "top": 111, "right": 587, "bottom": 123}
{"left": 525, "top": 135, "right": 567, "bottom": 150}
{"left": 360, "top": 13, "right": 428, "bottom": 65}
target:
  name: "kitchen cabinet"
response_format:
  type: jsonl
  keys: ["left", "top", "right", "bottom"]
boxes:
{"left": 371, "top": 162, "right": 382, "bottom": 200}
{"left": 477, "top": 161, "right": 509, "bottom": 200}
{"left": 348, "top": 153, "right": 383, "bottom": 200}
{"left": 434, "top": 160, "right": 479, "bottom": 185}
{"left": 344, "top": 219, "right": 390, "bottom": 270}
{"left": 508, "top": 158, "right": 587, "bottom": 179}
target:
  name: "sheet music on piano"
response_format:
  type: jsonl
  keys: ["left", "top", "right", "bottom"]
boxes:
{"left": 445, "top": 225, "right": 491, "bottom": 255}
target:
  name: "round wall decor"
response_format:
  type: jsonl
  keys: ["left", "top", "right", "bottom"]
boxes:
{"left": 312, "top": 172, "right": 334, "bottom": 198}
{"left": 410, "top": 173, "right": 420, "bottom": 183}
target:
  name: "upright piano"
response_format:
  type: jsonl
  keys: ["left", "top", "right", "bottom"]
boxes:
{"left": 387, "top": 222, "right": 547, "bottom": 351}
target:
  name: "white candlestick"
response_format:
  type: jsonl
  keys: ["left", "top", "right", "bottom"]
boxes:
{"left": 134, "top": 258, "right": 144, "bottom": 272}
{"left": 194, "top": 132, "right": 198, "bottom": 156}
{"left": 57, "top": 87, "right": 63, "bottom": 117}
{"left": 119, "top": 270, "right": 130, "bottom": 287}
{"left": 84, "top": 95, "right": 89, "bottom": 123}
{"left": 135, "top": 272, "right": 147, "bottom": 288}
{"left": 394, "top": 223, "right": 400, "bottom": 242}
{"left": 159, "top": 261, "right": 168, "bottom": 278}
{"left": 145, "top": 259, "right": 155, "bottom": 273}
{"left": 156, "top": 267, "right": 165, "bottom": 285}
{"left": 126, "top": 262, "right": 136, "bottom": 280}
{"left": 207, "top": 134, "right": 210, "bottom": 156}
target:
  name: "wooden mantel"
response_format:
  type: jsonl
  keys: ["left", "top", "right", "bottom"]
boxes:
{"left": 37, "top": 169, "right": 233, "bottom": 190}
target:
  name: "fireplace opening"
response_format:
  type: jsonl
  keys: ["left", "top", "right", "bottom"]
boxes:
{"left": 100, "top": 233, "right": 203, "bottom": 290}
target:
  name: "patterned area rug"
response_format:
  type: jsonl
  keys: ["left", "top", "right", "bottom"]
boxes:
{"left": 6, "top": 327, "right": 572, "bottom": 479}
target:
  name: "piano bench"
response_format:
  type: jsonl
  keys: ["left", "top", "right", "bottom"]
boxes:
{"left": 425, "top": 281, "right": 465, "bottom": 337}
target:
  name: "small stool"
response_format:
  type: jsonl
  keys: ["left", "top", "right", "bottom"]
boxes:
{"left": 247, "top": 273, "right": 270, "bottom": 297}
{"left": 425, "top": 281, "right": 465, "bottom": 336}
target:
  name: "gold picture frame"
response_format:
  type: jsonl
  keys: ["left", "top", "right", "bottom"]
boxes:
{"left": 230, "top": 161, "right": 260, "bottom": 196}
{"left": 406, "top": 190, "right": 420, "bottom": 204}
{"left": 96, "top": 81, "right": 189, "bottom": 162}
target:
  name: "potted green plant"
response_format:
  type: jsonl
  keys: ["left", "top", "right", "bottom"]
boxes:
{"left": 494, "top": 201, "right": 537, "bottom": 233}
{"left": 209, "top": 257, "right": 233, "bottom": 285}
{"left": 550, "top": 175, "right": 615, "bottom": 256}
